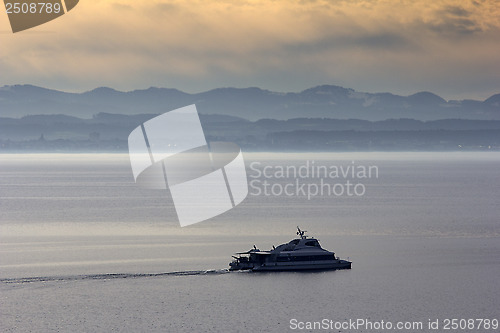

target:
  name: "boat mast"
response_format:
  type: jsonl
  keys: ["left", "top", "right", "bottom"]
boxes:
{"left": 296, "top": 226, "right": 307, "bottom": 239}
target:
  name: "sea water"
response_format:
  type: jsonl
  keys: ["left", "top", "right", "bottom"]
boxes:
{"left": 1, "top": 153, "right": 499, "bottom": 332}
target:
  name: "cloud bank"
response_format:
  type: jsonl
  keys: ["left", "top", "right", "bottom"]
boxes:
{"left": 1, "top": 0, "right": 499, "bottom": 99}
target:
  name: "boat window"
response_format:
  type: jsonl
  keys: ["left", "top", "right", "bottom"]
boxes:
{"left": 290, "top": 240, "right": 300, "bottom": 245}
{"left": 287, "top": 255, "right": 332, "bottom": 261}
{"left": 305, "top": 240, "right": 319, "bottom": 247}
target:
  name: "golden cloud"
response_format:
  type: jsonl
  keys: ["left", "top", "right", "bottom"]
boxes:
{"left": 1, "top": 0, "right": 499, "bottom": 96}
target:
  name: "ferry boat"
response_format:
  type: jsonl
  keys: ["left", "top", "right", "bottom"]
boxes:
{"left": 229, "top": 227, "right": 351, "bottom": 271}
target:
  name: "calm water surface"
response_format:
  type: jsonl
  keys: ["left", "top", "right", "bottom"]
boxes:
{"left": 1, "top": 153, "right": 499, "bottom": 332}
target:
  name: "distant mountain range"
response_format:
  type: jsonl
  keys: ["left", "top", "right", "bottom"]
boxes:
{"left": 3, "top": 113, "right": 500, "bottom": 140}
{"left": 1, "top": 113, "right": 500, "bottom": 151}
{"left": 1, "top": 84, "right": 499, "bottom": 121}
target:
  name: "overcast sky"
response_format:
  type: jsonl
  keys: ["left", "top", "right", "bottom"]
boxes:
{"left": 1, "top": 0, "right": 499, "bottom": 100}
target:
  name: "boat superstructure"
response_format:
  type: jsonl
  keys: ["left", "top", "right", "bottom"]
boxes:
{"left": 229, "top": 227, "right": 351, "bottom": 271}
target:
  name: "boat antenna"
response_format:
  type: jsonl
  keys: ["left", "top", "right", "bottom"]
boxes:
{"left": 296, "top": 226, "right": 307, "bottom": 239}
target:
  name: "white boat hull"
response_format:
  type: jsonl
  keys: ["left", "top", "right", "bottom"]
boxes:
{"left": 230, "top": 260, "right": 351, "bottom": 272}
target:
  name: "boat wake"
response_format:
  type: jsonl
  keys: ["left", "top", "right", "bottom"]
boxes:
{"left": 1, "top": 269, "right": 231, "bottom": 284}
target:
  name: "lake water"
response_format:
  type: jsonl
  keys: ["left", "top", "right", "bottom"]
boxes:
{"left": 1, "top": 153, "right": 499, "bottom": 332}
